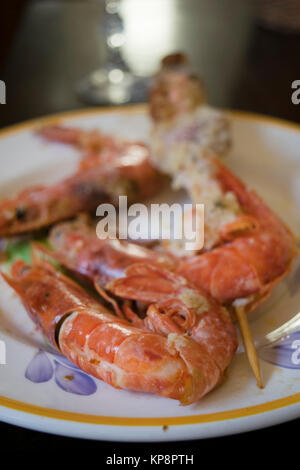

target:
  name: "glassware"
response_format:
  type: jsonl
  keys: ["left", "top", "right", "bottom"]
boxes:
{"left": 76, "top": 0, "right": 149, "bottom": 105}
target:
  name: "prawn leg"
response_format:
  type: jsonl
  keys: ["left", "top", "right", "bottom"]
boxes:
{"left": 107, "top": 263, "right": 238, "bottom": 377}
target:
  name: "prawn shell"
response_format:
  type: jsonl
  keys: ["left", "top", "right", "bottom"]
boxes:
{"left": 2, "top": 259, "right": 224, "bottom": 404}
{"left": 177, "top": 159, "right": 298, "bottom": 309}
{"left": 0, "top": 129, "right": 165, "bottom": 236}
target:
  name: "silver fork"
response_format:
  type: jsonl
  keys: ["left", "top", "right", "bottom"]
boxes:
{"left": 258, "top": 311, "right": 300, "bottom": 369}
{"left": 260, "top": 311, "right": 300, "bottom": 347}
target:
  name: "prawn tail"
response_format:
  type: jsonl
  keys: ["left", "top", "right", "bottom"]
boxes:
{"left": 167, "top": 333, "right": 222, "bottom": 405}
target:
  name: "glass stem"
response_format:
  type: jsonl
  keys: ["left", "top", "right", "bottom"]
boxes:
{"left": 103, "top": 0, "right": 128, "bottom": 71}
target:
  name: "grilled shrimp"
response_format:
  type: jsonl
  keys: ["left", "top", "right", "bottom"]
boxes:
{"left": 150, "top": 52, "right": 231, "bottom": 176}
{"left": 36, "top": 125, "right": 110, "bottom": 152}
{"left": 149, "top": 54, "right": 298, "bottom": 313}
{"left": 177, "top": 160, "right": 298, "bottom": 311}
{"left": 46, "top": 216, "right": 174, "bottom": 287}
{"left": 33, "top": 219, "right": 238, "bottom": 382}
{"left": 107, "top": 263, "right": 237, "bottom": 374}
{"left": 0, "top": 130, "right": 164, "bottom": 236}
{"left": 2, "top": 258, "right": 235, "bottom": 404}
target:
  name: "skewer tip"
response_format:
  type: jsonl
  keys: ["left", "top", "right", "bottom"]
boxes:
{"left": 235, "top": 304, "right": 263, "bottom": 389}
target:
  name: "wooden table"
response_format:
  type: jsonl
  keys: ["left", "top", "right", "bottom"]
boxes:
{"left": 0, "top": 0, "right": 299, "bottom": 454}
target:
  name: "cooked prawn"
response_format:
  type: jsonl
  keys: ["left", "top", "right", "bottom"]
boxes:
{"left": 46, "top": 216, "right": 174, "bottom": 287}
{"left": 107, "top": 263, "right": 237, "bottom": 375}
{"left": 177, "top": 159, "right": 298, "bottom": 312}
{"left": 33, "top": 220, "right": 238, "bottom": 383}
{"left": 149, "top": 54, "right": 298, "bottom": 313}
{"left": 0, "top": 130, "right": 164, "bottom": 236}
{"left": 1, "top": 258, "right": 236, "bottom": 404}
{"left": 150, "top": 52, "right": 231, "bottom": 176}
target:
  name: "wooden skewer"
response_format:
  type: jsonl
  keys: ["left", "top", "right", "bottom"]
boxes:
{"left": 235, "top": 305, "right": 263, "bottom": 389}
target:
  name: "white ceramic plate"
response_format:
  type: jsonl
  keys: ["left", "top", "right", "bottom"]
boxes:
{"left": 0, "top": 106, "right": 299, "bottom": 441}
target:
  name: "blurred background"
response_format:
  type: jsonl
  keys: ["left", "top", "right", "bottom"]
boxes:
{"left": 0, "top": 0, "right": 300, "bottom": 128}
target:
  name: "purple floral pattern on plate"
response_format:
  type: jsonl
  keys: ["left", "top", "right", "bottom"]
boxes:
{"left": 259, "top": 331, "right": 300, "bottom": 369}
{"left": 25, "top": 350, "right": 53, "bottom": 383}
{"left": 54, "top": 360, "right": 97, "bottom": 395}
{"left": 25, "top": 350, "right": 97, "bottom": 395}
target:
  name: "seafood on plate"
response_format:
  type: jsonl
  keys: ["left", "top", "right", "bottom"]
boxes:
{"left": 149, "top": 53, "right": 298, "bottom": 386}
{"left": 0, "top": 128, "right": 164, "bottom": 237}
{"left": 173, "top": 159, "right": 298, "bottom": 386}
{"left": 33, "top": 217, "right": 238, "bottom": 387}
{"left": 175, "top": 159, "right": 298, "bottom": 312}
{"left": 41, "top": 215, "right": 175, "bottom": 287}
{"left": 150, "top": 53, "right": 232, "bottom": 180}
{"left": 149, "top": 54, "right": 298, "bottom": 314}
{"left": 0, "top": 52, "right": 297, "bottom": 401}
{"left": 0, "top": 53, "right": 227, "bottom": 238}
{"left": 107, "top": 263, "right": 237, "bottom": 374}
{"left": 1, "top": 256, "right": 237, "bottom": 404}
